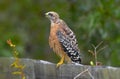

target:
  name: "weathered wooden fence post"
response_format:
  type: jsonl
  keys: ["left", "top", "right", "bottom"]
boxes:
{"left": 0, "top": 57, "right": 120, "bottom": 79}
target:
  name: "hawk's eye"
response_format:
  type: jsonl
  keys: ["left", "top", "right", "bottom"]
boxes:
{"left": 48, "top": 13, "right": 53, "bottom": 16}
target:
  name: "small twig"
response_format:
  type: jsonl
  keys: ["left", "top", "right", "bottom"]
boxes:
{"left": 92, "top": 44, "right": 97, "bottom": 66}
{"left": 92, "top": 44, "right": 95, "bottom": 48}
{"left": 91, "top": 41, "right": 104, "bottom": 66}
{"left": 88, "top": 50, "right": 95, "bottom": 56}
{"left": 97, "top": 45, "right": 107, "bottom": 53}
{"left": 74, "top": 68, "right": 88, "bottom": 79}
{"left": 88, "top": 70, "right": 94, "bottom": 79}
{"left": 74, "top": 67, "right": 94, "bottom": 79}
{"left": 95, "top": 41, "right": 103, "bottom": 49}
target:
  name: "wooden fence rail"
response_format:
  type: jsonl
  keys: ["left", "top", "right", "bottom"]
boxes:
{"left": 0, "top": 57, "right": 119, "bottom": 79}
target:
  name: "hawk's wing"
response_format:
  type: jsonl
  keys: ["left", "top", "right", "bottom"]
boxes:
{"left": 56, "top": 20, "right": 81, "bottom": 63}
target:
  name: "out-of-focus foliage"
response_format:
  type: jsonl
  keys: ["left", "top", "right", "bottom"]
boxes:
{"left": 0, "top": 0, "right": 120, "bottom": 66}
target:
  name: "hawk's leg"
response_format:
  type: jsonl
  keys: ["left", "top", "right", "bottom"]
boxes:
{"left": 56, "top": 55, "right": 64, "bottom": 67}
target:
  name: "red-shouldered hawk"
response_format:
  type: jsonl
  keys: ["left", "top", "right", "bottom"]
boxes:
{"left": 45, "top": 11, "right": 81, "bottom": 67}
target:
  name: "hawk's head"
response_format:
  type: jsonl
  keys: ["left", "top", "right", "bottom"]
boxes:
{"left": 45, "top": 11, "right": 59, "bottom": 23}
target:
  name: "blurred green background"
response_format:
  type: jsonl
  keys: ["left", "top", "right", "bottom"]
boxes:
{"left": 0, "top": 0, "right": 120, "bottom": 66}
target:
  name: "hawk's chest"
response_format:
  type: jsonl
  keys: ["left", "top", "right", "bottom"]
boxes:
{"left": 49, "top": 23, "right": 59, "bottom": 41}
{"left": 49, "top": 23, "right": 60, "bottom": 48}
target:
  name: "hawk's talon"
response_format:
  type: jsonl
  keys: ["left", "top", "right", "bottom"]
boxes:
{"left": 56, "top": 62, "right": 62, "bottom": 67}
{"left": 56, "top": 56, "right": 64, "bottom": 67}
